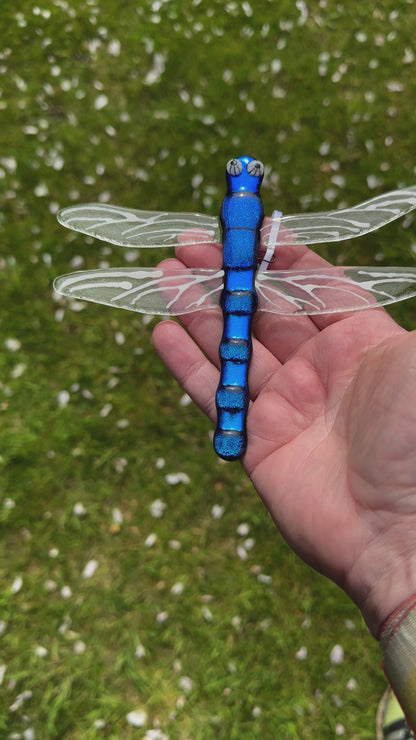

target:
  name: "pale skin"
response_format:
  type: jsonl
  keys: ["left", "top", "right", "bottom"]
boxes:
{"left": 152, "top": 233, "right": 416, "bottom": 638}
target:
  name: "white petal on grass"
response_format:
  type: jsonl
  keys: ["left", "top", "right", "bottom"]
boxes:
{"left": 61, "top": 585, "right": 72, "bottom": 599}
{"left": 11, "top": 576, "right": 23, "bottom": 594}
{"left": 58, "top": 615, "right": 72, "bottom": 635}
{"left": 149, "top": 499, "right": 166, "bottom": 519}
{"left": 99, "top": 403, "right": 113, "bottom": 417}
{"left": 155, "top": 457, "right": 165, "bottom": 469}
{"left": 202, "top": 606, "right": 213, "bottom": 622}
{"left": 44, "top": 579, "right": 57, "bottom": 593}
{"left": 34, "top": 182, "right": 49, "bottom": 197}
{"left": 330, "top": 644, "right": 344, "bottom": 665}
{"left": 143, "top": 52, "right": 167, "bottom": 85}
{"left": 346, "top": 678, "right": 357, "bottom": 691}
{"left": 135, "top": 643, "right": 146, "bottom": 659}
{"left": 57, "top": 390, "right": 70, "bottom": 408}
{"left": 94, "top": 94, "right": 108, "bottom": 110}
{"left": 237, "top": 522, "right": 250, "bottom": 536}
{"left": 257, "top": 573, "right": 272, "bottom": 585}
{"left": 82, "top": 559, "right": 99, "bottom": 579}
{"left": 11, "top": 362, "right": 26, "bottom": 378}
{"left": 115, "top": 331, "right": 125, "bottom": 345}
{"left": 35, "top": 645, "right": 48, "bottom": 657}
{"left": 295, "top": 646, "right": 308, "bottom": 661}
{"left": 68, "top": 299, "right": 87, "bottom": 312}
{"left": 114, "top": 457, "right": 128, "bottom": 472}
{"left": 144, "top": 730, "right": 169, "bottom": 740}
{"left": 0, "top": 664, "right": 6, "bottom": 685}
{"left": 179, "top": 393, "right": 192, "bottom": 407}
{"left": 211, "top": 504, "right": 225, "bottom": 520}
{"left": 355, "top": 31, "right": 367, "bottom": 42}
{"left": 156, "top": 611, "right": 168, "bottom": 624}
{"left": 4, "top": 338, "right": 21, "bottom": 351}
{"left": 165, "top": 472, "right": 190, "bottom": 485}
{"left": 0, "top": 156, "right": 17, "bottom": 172}
{"left": 243, "top": 538, "right": 255, "bottom": 551}
{"left": 171, "top": 582, "right": 185, "bottom": 596}
{"left": 112, "top": 507, "right": 123, "bottom": 525}
{"left": 236, "top": 546, "right": 248, "bottom": 560}
{"left": 126, "top": 709, "right": 147, "bottom": 727}
{"left": 178, "top": 675, "right": 194, "bottom": 693}
{"left": 367, "top": 174, "right": 382, "bottom": 189}
{"left": 73, "top": 502, "right": 87, "bottom": 517}
{"left": 74, "top": 640, "right": 86, "bottom": 655}
{"left": 108, "top": 39, "right": 121, "bottom": 56}
{"left": 9, "top": 689, "right": 32, "bottom": 712}
{"left": 145, "top": 533, "right": 157, "bottom": 548}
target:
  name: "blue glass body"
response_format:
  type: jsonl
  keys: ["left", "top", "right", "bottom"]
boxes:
{"left": 213, "top": 156, "right": 264, "bottom": 461}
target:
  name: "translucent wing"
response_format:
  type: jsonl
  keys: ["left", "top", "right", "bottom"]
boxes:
{"left": 256, "top": 266, "right": 416, "bottom": 314}
{"left": 57, "top": 204, "right": 220, "bottom": 247}
{"left": 58, "top": 186, "right": 416, "bottom": 251}
{"left": 261, "top": 186, "right": 416, "bottom": 246}
{"left": 54, "top": 265, "right": 416, "bottom": 316}
{"left": 53, "top": 267, "right": 224, "bottom": 315}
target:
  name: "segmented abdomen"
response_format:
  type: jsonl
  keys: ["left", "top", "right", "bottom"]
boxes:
{"left": 214, "top": 192, "right": 264, "bottom": 460}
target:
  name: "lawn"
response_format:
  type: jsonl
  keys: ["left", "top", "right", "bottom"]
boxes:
{"left": 1, "top": 1, "right": 416, "bottom": 738}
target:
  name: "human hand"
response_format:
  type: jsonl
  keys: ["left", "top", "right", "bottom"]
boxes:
{"left": 152, "top": 235, "right": 416, "bottom": 637}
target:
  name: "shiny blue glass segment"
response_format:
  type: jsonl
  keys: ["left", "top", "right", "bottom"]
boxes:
{"left": 213, "top": 156, "right": 264, "bottom": 461}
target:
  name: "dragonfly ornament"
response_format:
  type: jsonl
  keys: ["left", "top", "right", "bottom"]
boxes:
{"left": 55, "top": 155, "right": 416, "bottom": 460}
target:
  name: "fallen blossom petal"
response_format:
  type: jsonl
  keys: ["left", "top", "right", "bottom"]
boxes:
{"left": 126, "top": 709, "right": 147, "bottom": 727}
{"left": 73, "top": 502, "right": 87, "bottom": 517}
{"left": 330, "top": 644, "right": 344, "bottom": 665}
{"left": 5, "top": 338, "right": 21, "bottom": 351}
{"left": 11, "top": 576, "right": 23, "bottom": 594}
{"left": 145, "top": 533, "right": 157, "bottom": 548}
{"left": 165, "top": 472, "right": 190, "bottom": 485}
{"left": 150, "top": 499, "right": 166, "bottom": 518}
{"left": 178, "top": 676, "right": 194, "bottom": 693}
{"left": 295, "top": 647, "right": 308, "bottom": 660}
{"left": 57, "top": 390, "right": 70, "bottom": 408}
{"left": 211, "top": 504, "right": 225, "bottom": 520}
{"left": 82, "top": 559, "right": 99, "bottom": 579}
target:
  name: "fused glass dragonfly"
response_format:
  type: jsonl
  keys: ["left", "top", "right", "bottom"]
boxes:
{"left": 54, "top": 155, "right": 416, "bottom": 460}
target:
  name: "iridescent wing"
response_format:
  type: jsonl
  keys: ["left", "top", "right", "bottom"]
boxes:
{"left": 57, "top": 186, "right": 416, "bottom": 249}
{"left": 54, "top": 266, "right": 416, "bottom": 316}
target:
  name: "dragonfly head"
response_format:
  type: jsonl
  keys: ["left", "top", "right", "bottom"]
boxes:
{"left": 225, "top": 156, "right": 264, "bottom": 195}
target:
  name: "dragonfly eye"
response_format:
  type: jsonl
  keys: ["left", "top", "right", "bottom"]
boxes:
{"left": 247, "top": 160, "right": 264, "bottom": 178}
{"left": 226, "top": 159, "right": 243, "bottom": 176}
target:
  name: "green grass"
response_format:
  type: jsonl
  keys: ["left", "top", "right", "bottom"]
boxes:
{"left": 1, "top": 1, "right": 416, "bottom": 737}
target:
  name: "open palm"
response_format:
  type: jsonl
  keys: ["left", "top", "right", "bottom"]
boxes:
{"left": 152, "top": 238, "right": 416, "bottom": 636}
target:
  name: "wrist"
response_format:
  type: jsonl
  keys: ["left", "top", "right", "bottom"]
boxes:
{"left": 346, "top": 547, "right": 416, "bottom": 638}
